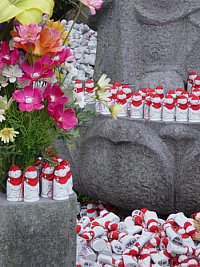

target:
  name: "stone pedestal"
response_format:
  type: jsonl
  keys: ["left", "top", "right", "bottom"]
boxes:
{"left": 0, "top": 192, "right": 77, "bottom": 267}
{"left": 69, "top": 116, "right": 200, "bottom": 215}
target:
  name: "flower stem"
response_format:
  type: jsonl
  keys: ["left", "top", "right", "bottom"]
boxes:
{"left": 62, "top": 3, "right": 84, "bottom": 46}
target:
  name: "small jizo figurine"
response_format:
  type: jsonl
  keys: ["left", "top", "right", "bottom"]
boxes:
{"left": 24, "top": 166, "right": 39, "bottom": 202}
{"left": 53, "top": 164, "right": 70, "bottom": 200}
{"left": 131, "top": 92, "right": 143, "bottom": 119}
{"left": 85, "top": 79, "right": 95, "bottom": 104}
{"left": 188, "top": 94, "right": 200, "bottom": 122}
{"left": 149, "top": 94, "right": 162, "bottom": 121}
{"left": 167, "top": 89, "right": 177, "bottom": 104}
{"left": 162, "top": 95, "right": 175, "bottom": 121}
{"left": 176, "top": 95, "right": 188, "bottom": 122}
{"left": 116, "top": 90, "right": 128, "bottom": 117}
{"left": 7, "top": 165, "right": 23, "bottom": 202}
{"left": 155, "top": 85, "right": 164, "bottom": 102}
{"left": 144, "top": 90, "right": 154, "bottom": 119}
{"left": 123, "top": 85, "right": 132, "bottom": 100}
{"left": 138, "top": 88, "right": 147, "bottom": 102}
{"left": 187, "top": 71, "right": 197, "bottom": 93}
{"left": 60, "top": 160, "right": 73, "bottom": 195}
{"left": 40, "top": 162, "right": 54, "bottom": 198}
{"left": 193, "top": 76, "right": 200, "bottom": 92}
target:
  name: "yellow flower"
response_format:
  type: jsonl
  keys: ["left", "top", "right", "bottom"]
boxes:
{"left": 97, "top": 74, "right": 112, "bottom": 90}
{"left": 0, "top": 0, "right": 54, "bottom": 24}
{"left": 46, "top": 19, "right": 71, "bottom": 44}
{"left": 109, "top": 105, "right": 123, "bottom": 119}
{"left": 0, "top": 128, "right": 19, "bottom": 143}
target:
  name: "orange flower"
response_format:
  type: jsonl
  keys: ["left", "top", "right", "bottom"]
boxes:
{"left": 32, "top": 26, "right": 63, "bottom": 57}
{"left": 46, "top": 19, "right": 71, "bottom": 44}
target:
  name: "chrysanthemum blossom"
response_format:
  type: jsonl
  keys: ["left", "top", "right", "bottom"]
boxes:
{"left": 0, "top": 42, "right": 19, "bottom": 69}
{"left": 80, "top": 0, "right": 104, "bottom": 15}
{"left": 53, "top": 104, "right": 78, "bottom": 130}
{"left": 13, "top": 24, "right": 42, "bottom": 45}
{"left": 97, "top": 74, "right": 112, "bottom": 90}
{"left": 19, "top": 58, "right": 54, "bottom": 83}
{"left": 13, "top": 86, "right": 44, "bottom": 112}
{"left": 0, "top": 128, "right": 19, "bottom": 143}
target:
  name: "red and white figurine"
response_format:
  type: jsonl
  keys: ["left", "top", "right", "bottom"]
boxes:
{"left": 73, "top": 79, "right": 85, "bottom": 108}
{"left": 188, "top": 94, "right": 200, "bottom": 122}
{"left": 7, "top": 165, "right": 23, "bottom": 202}
{"left": 40, "top": 162, "right": 54, "bottom": 198}
{"left": 162, "top": 95, "right": 175, "bottom": 121}
{"left": 155, "top": 85, "right": 164, "bottom": 102}
{"left": 144, "top": 91, "right": 154, "bottom": 120}
{"left": 116, "top": 90, "right": 128, "bottom": 117}
{"left": 187, "top": 71, "right": 197, "bottom": 93}
{"left": 85, "top": 79, "right": 95, "bottom": 104}
{"left": 61, "top": 160, "right": 73, "bottom": 195}
{"left": 53, "top": 164, "right": 70, "bottom": 200}
{"left": 131, "top": 92, "right": 143, "bottom": 119}
{"left": 149, "top": 94, "right": 162, "bottom": 121}
{"left": 24, "top": 166, "right": 39, "bottom": 202}
{"left": 176, "top": 95, "right": 188, "bottom": 122}
{"left": 123, "top": 85, "right": 132, "bottom": 100}
{"left": 138, "top": 88, "right": 147, "bottom": 102}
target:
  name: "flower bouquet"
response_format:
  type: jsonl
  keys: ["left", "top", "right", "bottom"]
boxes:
{"left": 0, "top": 0, "right": 121, "bottom": 193}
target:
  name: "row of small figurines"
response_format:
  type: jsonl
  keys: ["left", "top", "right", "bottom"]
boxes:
{"left": 6, "top": 159, "right": 73, "bottom": 203}
{"left": 97, "top": 86, "right": 200, "bottom": 122}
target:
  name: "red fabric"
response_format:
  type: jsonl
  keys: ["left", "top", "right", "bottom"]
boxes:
{"left": 140, "top": 254, "right": 150, "bottom": 260}
{"left": 163, "top": 103, "right": 175, "bottom": 110}
{"left": 189, "top": 104, "right": 200, "bottom": 110}
{"left": 55, "top": 171, "right": 71, "bottom": 184}
{"left": 157, "top": 93, "right": 164, "bottom": 99}
{"left": 41, "top": 172, "right": 54, "bottom": 181}
{"left": 9, "top": 177, "right": 22, "bottom": 186}
{"left": 75, "top": 88, "right": 84, "bottom": 93}
{"left": 25, "top": 178, "right": 39, "bottom": 186}
{"left": 151, "top": 103, "right": 162, "bottom": 109}
{"left": 126, "top": 93, "right": 132, "bottom": 99}
{"left": 85, "top": 88, "right": 94, "bottom": 93}
{"left": 117, "top": 99, "right": 127, "bottom": 105}
{"left": 177, "top": 104, "right": 188, "bottom": 110}
{"left": 132, "top": 100, "right": 143, "bottom": 107}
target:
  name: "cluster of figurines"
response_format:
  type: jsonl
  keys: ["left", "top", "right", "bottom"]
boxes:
{"left": 73, "top": 72, "right": 200, "bottom": 122}
{"left": 76, "top": 203, "right": 200, "bottom": 267}
{"left": 6, "top": 155, "right": 73, "bottom": 202}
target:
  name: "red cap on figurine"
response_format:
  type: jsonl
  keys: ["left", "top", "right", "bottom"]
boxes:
{"left": 54, "top": 164, "right": 66, "bottom": 171}
{"left": 156, "top": 85, "right": 163, "bottom": 90}
{"left": 9, "top": 165, "right": 21, "bottom": 171}
{"left": 25, "top": 166, "right": 37, "bottom": 172}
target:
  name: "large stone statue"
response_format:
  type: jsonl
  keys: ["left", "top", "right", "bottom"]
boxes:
{"left": 90, "top": 0, "right": 200, "bottom": 91}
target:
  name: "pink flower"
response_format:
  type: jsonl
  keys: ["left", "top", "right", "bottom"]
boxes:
{"left": 53, "top": 104, "right": 78, "bottom": 130}
{"left": 80, "top": 0, "right": 103, "bottom": 15}
{"left": 13, "top": 24, "right": 42, "bottom": 45}
{"left": 0, "top": 42, "right": 19, "bottom": 68}
{"left": 52, "top": 48, "right": 74, "bottom": 66}
{"left": 13, "top": 86, "right": 44, "bottom": 112}
{"left": 44, "top": 83, "right": 70, "bottom": 116}
{"left": 18, "top": 57, "right": 54, "bottom": 83}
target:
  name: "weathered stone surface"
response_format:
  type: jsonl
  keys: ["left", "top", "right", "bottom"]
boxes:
{"left": 89, "top": 0, "right": 200, "bottom": 91}
{"left": 68, "top": 116, "right": 200, "bottom": 215}
{"left": 0, "top": 192, "right": 77, "bottom": 267}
